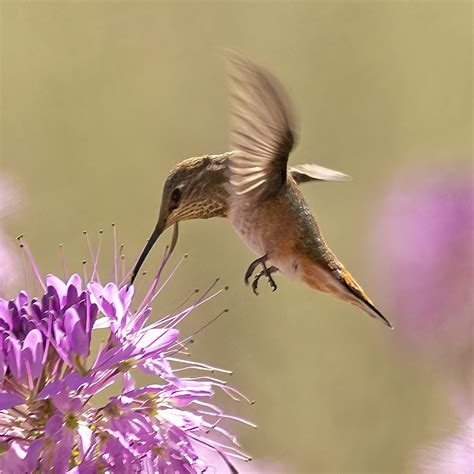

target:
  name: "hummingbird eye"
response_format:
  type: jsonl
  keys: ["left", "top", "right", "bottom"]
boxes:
{"left": 170, "top": 187, "right": 182, "bottom": 208}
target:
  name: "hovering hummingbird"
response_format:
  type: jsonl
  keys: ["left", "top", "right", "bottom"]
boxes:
{"left": 131, "top": 55, "right": 392, "bottom": 328}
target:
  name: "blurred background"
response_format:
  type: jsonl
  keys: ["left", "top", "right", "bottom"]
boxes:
{"left": 1, "top": 2, "right": 472, "bottom": 473}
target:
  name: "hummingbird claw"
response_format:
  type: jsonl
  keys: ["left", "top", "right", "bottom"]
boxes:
{"left": 244, "top": 268, "right": 253, "bottom": 287}
{"left": 244, "top": 255, "right": 268, "bottom": 287}
{"left": 251, "top": 270, "right": 264, "bottom": 295}
{"left": 246, "top": 260, "right": 279, "bottom": 296}
{"left": 264, "top": 266, "right": 278, "bottom": 293}
{"left": 267, "top": 272, "right": 278, "bottom": 292}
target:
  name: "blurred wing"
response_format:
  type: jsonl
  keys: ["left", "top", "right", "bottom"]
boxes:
{"left": 227, "top": 54, "right": 297, "bottom": 201}
{"left": 290, "top": 164, "right": 351, "bottom": 184}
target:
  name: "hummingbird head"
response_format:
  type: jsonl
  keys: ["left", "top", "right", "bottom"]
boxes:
{"left": 158, "top": 156, "right": 228, "bottom": 227}
{"left": 130, "top": 156, "right": 229, "bottom": 284}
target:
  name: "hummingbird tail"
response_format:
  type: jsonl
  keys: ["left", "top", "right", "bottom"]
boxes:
{"left": 355, "top": 295, "right": 393, "bottom": 329}
{"left": 299, "top": 258, "right": 393, "bottom": 328}
{"left": 336, "top": 269, "right": 393, "bottom": 329}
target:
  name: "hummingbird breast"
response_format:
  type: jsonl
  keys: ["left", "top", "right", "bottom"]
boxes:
{"left": 228, "top": 178, "right": 331, "bottom": 280}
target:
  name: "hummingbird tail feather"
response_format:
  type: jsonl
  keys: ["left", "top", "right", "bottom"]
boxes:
{"left": 299, "top": 259, "right": 393, "bottom": 328}
{"left": 356, "top": 296, "right": 393, "bottom": 329}
{"left": 337, "top": 269, "right": 393, "bottom": 329}
{"left": 290, "top": 164, "right": 352, "bottom": 184}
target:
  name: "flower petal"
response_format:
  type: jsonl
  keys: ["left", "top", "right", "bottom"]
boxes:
{"left": 46, "top": 274, "right": 67, "bottom": 305}
{"left": 134, "top": 328, "right": 179, "bottom": 355}
{"left": 0, "top": 391, "right": 25, "bottom": 409}
{"left": 64, "top": 307, "right": 89, "bottom": 356}
{"left": 22, "top": 329, "right": 44, "bottom": 378}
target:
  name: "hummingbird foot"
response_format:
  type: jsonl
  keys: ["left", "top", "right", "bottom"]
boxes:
{"left": 244, "top": 255, "right": 279, "bottom": 295}
{"left": 244, "top": 255, "right": 268, "bottom": 286}
{"left": 251, "top": 266, "right": 278, "bottom": 295}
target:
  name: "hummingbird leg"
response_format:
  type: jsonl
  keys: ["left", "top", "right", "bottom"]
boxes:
{"left": 244, "top": 255, "right": 268, "bottom": 287}
{"left": 244, "top": 256, "right": 279, "bottom": 294}
{"left": 251, "top": 266, "right": 278, "bottom": 295}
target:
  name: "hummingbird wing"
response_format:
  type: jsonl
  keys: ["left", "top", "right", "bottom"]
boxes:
{"left": 227, "top": 54, "right": 297, "bottom": 201}
{"left": 290, "top": 164, "right": 351, "bottom": 184}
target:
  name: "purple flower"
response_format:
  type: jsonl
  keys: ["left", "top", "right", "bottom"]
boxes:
{"left": 371, "top": 165, "right": 474, "bottom": 354}
{"left": 415, "top": 416, "right": 474, "bottom": 474}
{"left": 0, "top": 235, "right": 253, "bottom": 473}
{"left": 371, "top": 164, "right": 474, "bottom": 420}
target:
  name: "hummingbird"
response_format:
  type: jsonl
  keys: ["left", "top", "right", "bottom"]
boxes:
{"left": 130, "top": 55, "right": 392, "bottom": 328}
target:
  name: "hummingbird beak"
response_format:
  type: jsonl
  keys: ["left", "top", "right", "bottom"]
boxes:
{"left": 130, "top": 211, "right": 179, "bottom": 285}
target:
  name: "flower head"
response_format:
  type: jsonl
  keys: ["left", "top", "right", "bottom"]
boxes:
{"left": 371, "top": 165, "right": 474, "bottom": 352}
{"left": 415, "top": 416, "right": 474, "bottom": 474}
{"left": 371, "top": 164, "right": 474, "bottom": 415}
{"left": 0, "top": 233, "right": 253, "bottom": 473}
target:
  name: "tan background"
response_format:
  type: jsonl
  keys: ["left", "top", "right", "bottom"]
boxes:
{"left": 1, "top": 1, "right": 471, "bottom": 473}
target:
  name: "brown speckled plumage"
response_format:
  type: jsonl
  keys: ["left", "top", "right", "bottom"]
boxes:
{"left": 164, "top": 154, "right": 230, "bottom": 221}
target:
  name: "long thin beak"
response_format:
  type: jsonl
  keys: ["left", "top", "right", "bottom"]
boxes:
{"left": 130, "top": 219, "right": 166, "bottom": 285}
